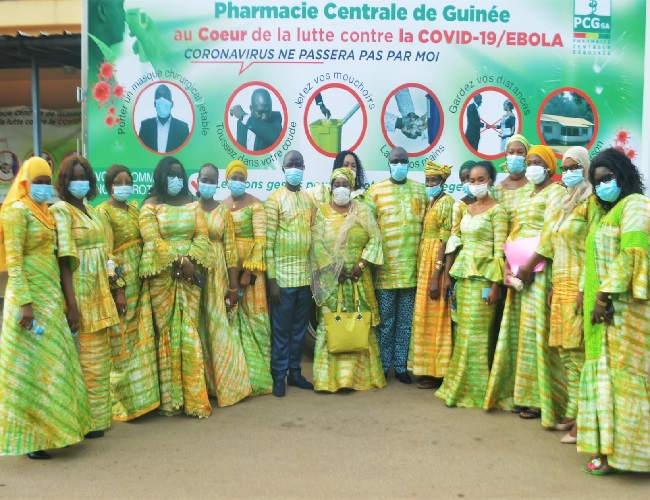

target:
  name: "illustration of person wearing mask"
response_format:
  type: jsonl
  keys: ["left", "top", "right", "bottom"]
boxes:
{"left": 493, "top": 100, "right": 516, "bottom": 152}
{"left": 138, "top": 84, "right": 190, "bottom": 154}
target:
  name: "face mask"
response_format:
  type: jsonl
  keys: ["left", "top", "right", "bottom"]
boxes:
{"left": 30, "top": 184, "right": 53, "bottom": 203}
{"left": 389, "top": 162, "right": 409, "bottom": 182}
{"left": 426, "top": 185, "right": 442, "bottom": 198}
{"left": 469, "top": 183, "right": 489, "bottom": 199}
{"left": 284, "top": 168, "right": 304, "bottom": 186}
{"left": 228, "top": 180, "right": 246, "bottom": 197}
{"left": 68, "top": 180, "right": 90, "bottom": 200}
{"left": 167, "top": 176, "right": 183, "bottom": 196}
{"left": 155, "top": 97, "right": 172, "bottom": 119}
{"left": 506, "top": 155, "right": 526, "bottom": 174}
{"left": 198, "top": 182, "right": 217, "bottom": 199}
{"left": 112, "top": 185, "right": 133, "bottom": 202}
{"left": 562, "top": 169, "right": 584, "bottom": 188}
{"left": 332, "top": 187, "right": 351, "bottom": 206}
{"left": 595, "top": 179, "right": 621, "bottom": 203}
{"left": 525, "top": 165, "right": 547, "bottom": 185}
{"left": 462, "top": 182, "right": 475, "bottom": 199}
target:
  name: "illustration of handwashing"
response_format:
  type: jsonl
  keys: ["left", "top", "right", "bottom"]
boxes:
{"left": 310, "top": 102, "right": 361, "bottom": 154}
{"left": 384, "top": 88, "right": 429, "bottom": 141}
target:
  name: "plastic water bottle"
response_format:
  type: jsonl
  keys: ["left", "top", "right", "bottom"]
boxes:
{"left": 16, "top": 314, "right": 43, "bottom": 335}
{"left": 107, "top": 259, "right": 116, "bottom": 278}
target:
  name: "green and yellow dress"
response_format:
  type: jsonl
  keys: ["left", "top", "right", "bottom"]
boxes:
{"left": 408, "top": 193, "right": 454, "bottom": 378}
{"left": 230, "top": 201, "right": 273, "bottom": 396}
{"left": 0, "top": 201, "right": 92, "bottom": 454}
{"left": 436, "top": 203, "right": 507, "bottom": 407}
{"left": 311, "top": 202, "right": 385, "bottom": 392}
{"left": 578, "top": 193, "right": 650, "bottom": 471}
{"left": 50, "top": 201, "right": 120, "bottom": 432}
{"left": 535, "top": 195, "right": 602, "bottom": 421}
{"left": 491, "top": 182, "right": 534, "bottom": 234}
{"left": 199, "top": 204, "right": 252, "bottom": 407}
{"left": 97, "top": 201, "right": 160, "bottom": 421}
{"left": 484, "top": 183, "right": 567, "bottom": 427}
{"left": 139, "top": 201, "right": 211, "bottom": 418}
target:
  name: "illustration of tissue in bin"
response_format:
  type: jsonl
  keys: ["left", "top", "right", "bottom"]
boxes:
{"left": 310, "top": 104, "right": 360, "bottom": 153}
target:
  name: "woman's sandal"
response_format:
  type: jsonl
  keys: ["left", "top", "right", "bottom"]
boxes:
{"left": 417, "top": 377, "right": 440, "bottom": 389}
{"left": 582, "top": 457, "right": 619, "bottom": 476}
{"left": 519, "top": 408, "right": 541, "bottom": 419}
{"left": 511, "top": 405, "right": 525, "bottom": 414}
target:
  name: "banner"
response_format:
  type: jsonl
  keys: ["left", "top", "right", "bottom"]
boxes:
{"left": 85, "top": 0, "right": 647, "bottom": 202}
{"left": 0, "top": 107, "right": 81, "bottom": 201}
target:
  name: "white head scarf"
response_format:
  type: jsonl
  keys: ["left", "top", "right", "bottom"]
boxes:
{"left": 560, "top": 146, "right": 592, "bottom": 223}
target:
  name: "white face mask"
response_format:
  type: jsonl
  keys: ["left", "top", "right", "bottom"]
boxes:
{"left": 332, "top": 187, "right": 351, "bottom": 206}
{"left": 525, "top": 165, "right": 547, "bottom": 185}
{"left": 469, "top": 183, "right": 489, "bottom": 199}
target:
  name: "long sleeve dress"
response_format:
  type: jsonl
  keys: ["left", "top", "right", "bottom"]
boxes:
{"left": 0, "top": 201, "right": 92, "bottom": 454}
{"left": 198, "top": 204, "right": 252, "bottom": 407}
{"left": 230, "top": 201, "right": 273, "bottom": 396}
{"left": 97, "top": 201, "right": 160, "bottom": 421}
{"left": 436, "top": 203, "right": 508, "bottom": 407}
{"left": 484, "top": 183, "right": 567, "bottom": 428}
{"left": 535, "top": 195, "right": 602, "bottom": 421}
{"left": 139, "top": 201, "right": 211, "bottom": 418}
{"left": 578, "top": 193, "right": 650, "bottom": 472}
{"left": 408, "top": 193, "right": 454, "bottom": 378}
{"left": 312, "top": 202, "right": 385, "bottom": 392}
{"left": 50, "top": 201, "right": 120, "bottom": 432}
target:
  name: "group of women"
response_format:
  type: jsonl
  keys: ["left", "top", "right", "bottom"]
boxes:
{"left": 0, "top": 140, "right": 647, "bottom": 477}
{"left": 411, "top": 136, "right": 648, "bottom": 476}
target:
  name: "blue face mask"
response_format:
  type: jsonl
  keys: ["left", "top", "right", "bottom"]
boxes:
{"left": 30, "top": 184, "right": 53, "bottom": 203}
{"left": 113, "top": 185, "right": 133, "bottom": 202}
{"left": 426, "top": 185, "right": 442, "bottom": 198}
{"left": 167, "top": 176, "right": 183, "bottom": 196}
{"left": 462, "top": 182, "right": 475, "bottom": 198}
{"left": 155, "top": 97, "right": 172, "bottom": 119}
{"left": 389, "top": 162, "right": 409, "bottom": 181}
{"left": 595, "top": 178, "right": 621, "bottom": 203}
{"left": 198, "top": 182, "right": 217, "bottom": 199}
{"left": 562, "top": 169, "right": 584, "bottom": 188}
{"left": 68, "top": 180, "right": 90, "bottom": 200}
{"left": 284, "top": 168, "right": 304, "bottom": 186}
{"left": 228, "top": 180, "right": 246, "bottom": 197}
{"left": 506, "top": 155, "right": 525, "bottom": 174}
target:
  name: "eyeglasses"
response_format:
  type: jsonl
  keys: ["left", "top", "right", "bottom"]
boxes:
{"left": 593, "top": 173, "right": 616, "bottom": 188}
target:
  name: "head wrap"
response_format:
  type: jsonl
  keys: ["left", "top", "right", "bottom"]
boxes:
{"left": 225, "top": 160, "right": 247, "bottom": 181}
{"left": 330, "top": 167, "right": 355, "bottom": 187}
{"left": 459, "top": 160, "right": 477, "bottom": 174}
{"left": 0, "top": 156, "right": 56, "bottom": 270}
{"left": 527, "top": 144, "right": 558, "bottom": 175}
{"left": 559, "top": 146, "right": 592, "bottom": 224}
{"left": 423, "top": 161, "right": 452, "bottom": 180}
{"left": 506, "top": 134, "right": 531, "bottom": 153}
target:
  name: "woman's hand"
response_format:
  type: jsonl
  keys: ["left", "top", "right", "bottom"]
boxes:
{"left": 114, "top": 288, "right": 127, "bottom": 315}
{"left": 338, "top": 267, "right": 350, "bottom": 284}
{"left": 429, "top": 270, "right": 441, "bottom": 300}
{"left": 350, "top": 264, "right": 364, "bottom": 282}
{"left": 239, "top": 269, "right": 251, "bottom": 287}
{"left": 226, "top": 288, "right": 238, "bottom": 308}
{"left": 590, "top": 294, "right": 613, "bottom": 325}
{"left": 547, "top": 288, "right": 553, "bottom": 308}
{"left": 486, "top": 283, "right": 499, "bottom": 306}
{"left": 66, "top": 302, "right": 80, "bottom": 333}
{"left": 575, "top": 291, "right": 584, "bottom": 316}
{"left": 517, "top": 264, "right": 533, "bottom": 285}
{"left": 19, "top": 304, "right": 35, "bottom": 329}
{"left": 180, "top": 256, "right": 195, "bottom": 281}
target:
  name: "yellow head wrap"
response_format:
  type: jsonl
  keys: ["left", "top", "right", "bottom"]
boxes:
{"left": 0, "top": 156, "right": 56, "bottom": 270}
{"left": 423, "top": 161, "right": 452, "bottom": 180}
{"left": 330, "top": 167, "right": 355, "bottom": 187}
{"left": 225, "top": 160, "right": 248, "bottom": 181}
{"left": 527, "top": 144, "right": 558, "bottom": 175}
{"left": 506, "top": 134, "right": 531, "bottom": 153}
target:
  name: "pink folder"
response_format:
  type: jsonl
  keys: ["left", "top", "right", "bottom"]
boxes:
{"left": 504, "top": 236, "right": 545, "bottom": 275}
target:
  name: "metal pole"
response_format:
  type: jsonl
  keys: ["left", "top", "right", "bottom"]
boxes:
{"left": 31, "top": 57, "right": 42, "bottom": 157}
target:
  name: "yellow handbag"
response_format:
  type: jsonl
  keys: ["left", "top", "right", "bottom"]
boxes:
{"left": 323, "top": 282, "right": 370, "bottom": 354}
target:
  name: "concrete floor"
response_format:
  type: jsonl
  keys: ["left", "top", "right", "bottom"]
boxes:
{"left": 1, "top": 362, "right": 649, "bottom": 498}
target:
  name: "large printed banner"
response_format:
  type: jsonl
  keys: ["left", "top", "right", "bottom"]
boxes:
{"left": 85, "top": 0, "right": 646, "bottom": 202}
{"left": 0, "top": 107, "right": 81, "bottom": 202}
